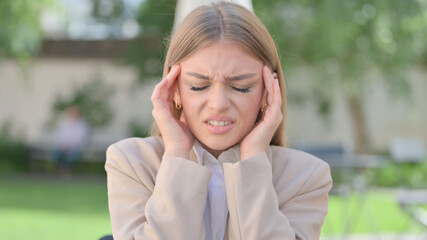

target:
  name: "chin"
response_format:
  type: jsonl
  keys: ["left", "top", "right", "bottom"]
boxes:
{"left": 201, "top": 138, "right": 239, "bottom": 151}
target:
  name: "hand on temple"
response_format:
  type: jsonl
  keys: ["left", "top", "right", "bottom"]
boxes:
{"left": 151, "top": 65, "right": 195, "bottom": 160}
{"left": 240, "top": 66, "right": 283, "bottom": 160}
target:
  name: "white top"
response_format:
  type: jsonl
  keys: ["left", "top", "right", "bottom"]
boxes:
{"left": 193, "top": 141, "right": 240, "bottom": 240}
{"left": 55, "top": 117, "right": 89, "bottom": 150}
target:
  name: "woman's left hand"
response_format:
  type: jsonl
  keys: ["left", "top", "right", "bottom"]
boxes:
{"left": 240, "top": 65, "right": 283, "bottom": 160}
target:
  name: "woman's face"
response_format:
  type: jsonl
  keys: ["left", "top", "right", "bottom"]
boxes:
{"left": 176, "top": 41, "right": 265, "bottom": 157}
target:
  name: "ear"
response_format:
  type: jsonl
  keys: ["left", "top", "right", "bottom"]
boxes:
{"left": 179, "top": 110, "right": 187, "bottom": 123}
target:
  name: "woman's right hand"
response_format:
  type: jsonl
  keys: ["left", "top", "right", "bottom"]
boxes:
{"left": 151, "top": 65, "right": 194, "bottom": 159}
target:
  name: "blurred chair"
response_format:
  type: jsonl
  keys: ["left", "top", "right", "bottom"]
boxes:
{"left": 99, "top": 235, "right": 113, "bottom": 240}
{"left": 390, "top": 137, "right": 427, "bottom": 228}
{"left": 390, "top": 138, "right": 426, "bottom": 163}
{"left": 295, "top": 141, "right": 388, "bottom": 238}
{"left": 294, "top": 141, "right": 359, "bottom": 195}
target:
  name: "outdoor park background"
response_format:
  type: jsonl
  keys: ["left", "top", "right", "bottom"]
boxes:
{"left": 1, "top": 0, "right": 427, "bottom": 239}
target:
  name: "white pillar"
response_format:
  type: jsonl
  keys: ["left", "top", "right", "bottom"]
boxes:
{"left": 173, "top": 0, "right": 253, "bottom": 32}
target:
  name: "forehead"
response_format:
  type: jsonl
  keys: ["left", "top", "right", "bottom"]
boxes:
{"left": 180, "top": 41, "right": 262, "bottom": 74}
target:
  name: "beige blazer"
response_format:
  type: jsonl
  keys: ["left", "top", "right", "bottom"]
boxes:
{"left": 105, "top": 136, "right": 332, "bottom": 240}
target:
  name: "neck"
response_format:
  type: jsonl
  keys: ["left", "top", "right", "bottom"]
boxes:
{"left": 200, "top": 143, "right": 224, "bottom": 159}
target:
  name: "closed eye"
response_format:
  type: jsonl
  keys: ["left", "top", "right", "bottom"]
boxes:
{"left": 190, "top": 85, "right": 209, "bottom": 91}
{"left": 231, "top": 86, "right": 251, "bottom": 93}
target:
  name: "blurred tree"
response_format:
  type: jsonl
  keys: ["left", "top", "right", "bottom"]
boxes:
{"left": 94, "top": 0, "right": 426, "bottom": 153}
{"left": 0, "top": 0, "right": 57, "bottom": 62}
{"left": 92, "top": 0, "right": 124, "bottom": 22}
{"left": 254, "top": 0, "right": 427, "bottom": 153}
{"left": 85, "top": 0, "right": 175, "bottom": 80}
{"left": 90, "top": 0, "right": 176, "bottom": 80}
{"left": 0, "top": 121, "right": 29, "bottom": 172}
{"left": 124, "top": 0, "right": 176, "bottom": 80}
{"left": 128, "top": 119, "right": 150, "bottom": 138}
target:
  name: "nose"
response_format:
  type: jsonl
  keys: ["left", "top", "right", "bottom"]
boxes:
{"left": 207, "top": 84, "right": 230, "bottom": 113}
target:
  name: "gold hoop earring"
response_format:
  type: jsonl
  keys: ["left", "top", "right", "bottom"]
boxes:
{"left": 175, "top": 101, "right": 182, "bottom": 110}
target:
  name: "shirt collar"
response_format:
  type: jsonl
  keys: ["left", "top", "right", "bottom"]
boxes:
{"left": 193, "top": 140, "right": 207, "bottom": 165}
{"left": 193, "top": 140, "right": 241, "bottom": 165}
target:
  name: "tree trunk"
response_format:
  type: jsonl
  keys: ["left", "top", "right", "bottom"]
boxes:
{"left": 345, "top": 93, "right": 371, "bottom": 154}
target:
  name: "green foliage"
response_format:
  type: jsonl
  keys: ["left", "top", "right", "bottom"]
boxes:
{"left": 254, "top": 0, "right": 427, "bottom": 113}
{"left": 253, "top": 0, "right": 427, "bottom": 153}
{"left": 50, "top": 74, "right": 115, "bottom": 128}
{"left": 128, "top": 119, "right": 150, "bottom": 138}
{"left": 124, "top": 0, "right": 176, "bottom": 80}
{"left": 87, "top": 0, "right": 176, "bottom": 79}
{"left": 330, "top": 156, "right": 427, "bottom": 189}
{"left": 138, "top": 0, "right": 176, "bottom": 38}
{"left": 365, "top": 159, "right": 427, "bottom": 188}
{"left": 0, "top": 121, "right": 29, "bottom": 172}
{"left": 0, "top": 0, "right": 57, "bottom": 62}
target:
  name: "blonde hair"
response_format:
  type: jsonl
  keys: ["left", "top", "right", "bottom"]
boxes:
{"left": 151, "top": 1, "right": 287, "bottom": 147}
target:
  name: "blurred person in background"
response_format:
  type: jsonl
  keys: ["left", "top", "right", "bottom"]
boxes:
{"left": 105, "top": 2, "right": 332, "bottom": 239}
{"left": 52, "top": 104, "right": 89, "bottom": 175}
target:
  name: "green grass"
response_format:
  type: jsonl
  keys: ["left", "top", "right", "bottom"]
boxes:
{"left": 322, "top": 190, "right": 426, "bottom": 236}
{"left": 0, "top": 174, "right": 111, "bottom": 240}
{"left": 1, "top": 174, "right": 426, "bottom": 239}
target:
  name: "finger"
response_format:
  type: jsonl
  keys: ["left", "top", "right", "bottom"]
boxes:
{"left": 151, "top": 77, "right": 168, "bottom": 107}
{"left": 269, "top": 79, "right": 283, "bottom": 124}
{"left": 263, "top": 76, "right": 281, "bottom": 113}
{"left": 267, "top": 79, "right": 281, "bottom": 108}
{"left": 164, "top": 64, "right": 181, "bottom": 89}
{"left": 274, "top": 78, "right": 282, "bottom": 105}
{"left": 152, "top": 65, "right": 181, "bottom": 105}
{"left": 270, "top": 78, "right": 282, "bottom": 113}
{"left": 262, "top": 88, "right": 267, "bottom": 107}
{"left": 262, "top": 65, "right": 274, "bottom": 106}
{"left": 163, "top": 65, "right": 181, "bottom": 102}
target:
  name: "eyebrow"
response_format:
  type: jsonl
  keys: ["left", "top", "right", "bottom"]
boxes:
{"left": 186, "top": 72, "right": 257, "bottom": 81}
{"left": 186, "top": 72, "right": 209, "bottom": 80}
{"left": 226, "top": 73, "right": 257, "bottom": 81}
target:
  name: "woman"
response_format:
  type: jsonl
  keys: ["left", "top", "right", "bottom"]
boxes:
{"left": 105, "top": 2, "right": 332, "bottom": 240}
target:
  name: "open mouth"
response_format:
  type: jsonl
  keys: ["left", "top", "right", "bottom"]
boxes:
{"left": 205, "top": 119, "right": 235, "bottom": 134}
{"left": 207, "top": 120, "right": 232, "bottom": 126}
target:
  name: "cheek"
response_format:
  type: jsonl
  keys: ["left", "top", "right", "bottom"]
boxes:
{"left": 180, "top": 90, "right": 202, "bottom": 121}
{"left": 177, "top": 83, "right": 192, "bottom": 106}
{"left": 180, "top": 88, "right": 198, "bottom": 107}
{"left": 242, "top": 87, "right": 263, "bottom": 108}
{"left": 243, "top": 90, "right": 264, "bottom": 119}
{"left": 240, "top": 96, "right": 262, "bottom": 117}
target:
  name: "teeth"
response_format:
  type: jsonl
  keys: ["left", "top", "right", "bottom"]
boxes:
{"left": 208, "top": 120, "right": 231, "bottom": 126}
